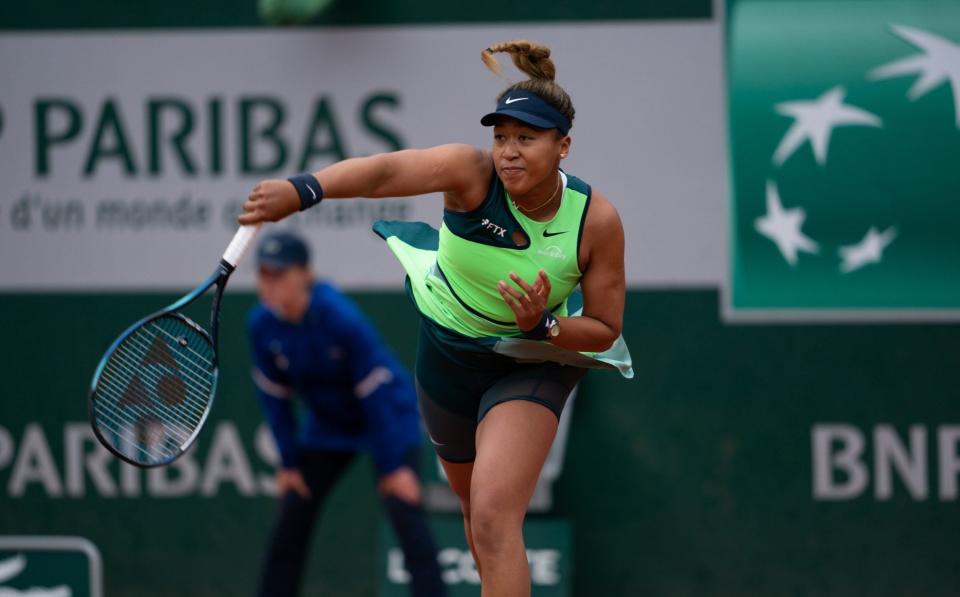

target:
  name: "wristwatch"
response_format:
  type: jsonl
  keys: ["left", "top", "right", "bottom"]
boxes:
{"left": 521, "top": 310, "right": 561, "bottom": 341}
{"left": 547, "top": 317, "right": 561, "bottom": 339}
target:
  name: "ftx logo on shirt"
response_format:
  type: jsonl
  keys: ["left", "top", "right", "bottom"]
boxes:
{"left": 480, "top": 218, "right": 507, "bottom": 238}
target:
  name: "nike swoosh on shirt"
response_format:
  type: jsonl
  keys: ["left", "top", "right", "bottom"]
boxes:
{"left": 542, "top": 230, "right": 568, "bottom": 238}
{"left": 504, "top": 97, "right": 529, "bottom": 104}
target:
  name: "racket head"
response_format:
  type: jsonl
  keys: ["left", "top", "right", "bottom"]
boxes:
{"left": 89, "top": 311, "right": 219, "bottom": 467}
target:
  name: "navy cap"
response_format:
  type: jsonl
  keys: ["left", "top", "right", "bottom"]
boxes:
{"left": 480, "top": 90, "right": 572, "bottom": 135}
{"left": 256, "top": 230, "right": 310, "bottom": 270}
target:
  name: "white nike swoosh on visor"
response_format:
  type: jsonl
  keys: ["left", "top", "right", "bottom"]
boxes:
{"left": 504, "top": 97, "right": 529, "bottom": 104}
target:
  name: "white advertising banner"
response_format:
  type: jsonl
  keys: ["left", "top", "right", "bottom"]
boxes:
{"left": 0, "top": 23, "right": 725, "bottom": 290}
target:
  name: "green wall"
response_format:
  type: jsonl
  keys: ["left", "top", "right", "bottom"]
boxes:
{"left": 0, "top": 0, "right": 710, "bottom": 30}
{"left": 2, "top": 289, "right": 958, "bottom": 596}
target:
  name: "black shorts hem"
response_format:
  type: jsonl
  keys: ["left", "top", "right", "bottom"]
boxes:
{"left": 435, "top": 453, "right": 476, "bottom": 465}
{"left": 478, "top": 395, "right": 563, "bottom": 422}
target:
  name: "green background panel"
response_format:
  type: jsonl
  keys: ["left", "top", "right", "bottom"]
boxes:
{"left": 2, "top": 290, "right": 959, "bottom": 596}
{"left": 0, "top": 0, "right": 711, "bottom": 30}
{"left": 727, "top": 0, "right": 960, "bottom": 311}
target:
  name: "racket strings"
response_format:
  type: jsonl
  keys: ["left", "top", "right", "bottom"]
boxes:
{"left": 114, "top": 327, "right": 213, "bottom": 415}
{"left": 138, "top": 323, "right": 216, "bottom": 383}
{"left": 93, "top": 403, "right": 175, "bottom": 460}
{"left": 102, "top": 356, "right": 206, "bottom": 420}
{"left": 119, "top": 334, "right": 213, "bottom": 405}
{"left": 118, "top": 337, "right": 210, "bottom": 393}
{"left": 93, "top": 387, "right": 187, "bottom": 462}
{"left": 94, "top": 363, "right": 199, "bottom": 455}
{"left": 95, "top": 362, "right": 206, "bottom": 458}
{"left": 147, "top": 321, "right": 215, "bottom": 369}
{"left": 92, "top": 314, "right": 216, "bottom": 465}
{"left": 98, "top": 357, "right": 204, "bottom": 432}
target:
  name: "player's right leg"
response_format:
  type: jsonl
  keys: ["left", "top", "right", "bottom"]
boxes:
{"left": 439, "top": 457, "right": 479, "bottom": 576}
{"left": 415, "top": 380, "right": 481, "bottom": 576}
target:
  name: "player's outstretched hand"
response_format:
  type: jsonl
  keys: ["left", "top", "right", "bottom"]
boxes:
{"left": 239, "top": 179, "right": 301, "bottom": 225}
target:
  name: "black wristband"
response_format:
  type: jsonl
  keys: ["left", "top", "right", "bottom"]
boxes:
{"left": 287, "top": 173, "right": 323, "bottom": 211}
{"left": 520, "top": 310, "right": 558, "bottom": 341}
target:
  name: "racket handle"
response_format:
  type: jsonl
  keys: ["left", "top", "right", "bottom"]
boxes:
{"left": 222, "top": 224, "right": 261, "bottom": 268}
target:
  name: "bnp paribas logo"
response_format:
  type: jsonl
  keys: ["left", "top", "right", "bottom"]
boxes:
{"left": 726, "top": 1, "right": 960, "bottom": 322}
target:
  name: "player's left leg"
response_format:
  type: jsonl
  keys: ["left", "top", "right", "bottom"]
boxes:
{"left": 467, "top": 363, "right": 585, "bottom": 597}
{"left": 469, "top": 400, "right": 558, "bottom": 597}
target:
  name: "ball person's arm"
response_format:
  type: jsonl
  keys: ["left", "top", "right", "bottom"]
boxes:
{"left": 329, "top": 292, "right": 422, "bottom": 504}
{"left": 248, "top": 320, "right": 311, "bottom": 499}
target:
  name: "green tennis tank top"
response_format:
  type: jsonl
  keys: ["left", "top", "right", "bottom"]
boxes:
{"left": 372, "top": 169, "right": 633, "bottom": 378}
{"left": 423, "top": 170, "right": 590, "bottom": 337}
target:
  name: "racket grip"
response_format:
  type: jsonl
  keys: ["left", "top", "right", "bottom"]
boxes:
{"left": 222, "top": 224, "right": 261, "bottom": 268}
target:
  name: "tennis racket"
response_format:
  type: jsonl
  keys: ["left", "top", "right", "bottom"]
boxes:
{"left": 88, "top": 224, "right": 260, "bottom": 467}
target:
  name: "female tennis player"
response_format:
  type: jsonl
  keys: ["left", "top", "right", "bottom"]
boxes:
{"left": 240, "top": 40, "right": 632, "bottom": 597}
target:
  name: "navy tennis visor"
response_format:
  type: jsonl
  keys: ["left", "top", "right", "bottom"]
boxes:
{"left": 480, "top": 90, "right": 571, "bottom": 135}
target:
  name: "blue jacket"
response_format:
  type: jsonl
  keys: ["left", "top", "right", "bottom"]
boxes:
{"left": 247, "top": 281, "right": 422, "bottom": 475}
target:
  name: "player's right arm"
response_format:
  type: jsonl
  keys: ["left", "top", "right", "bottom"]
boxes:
{"left": 238, "top": 144, "right": 491, "bottom": 225}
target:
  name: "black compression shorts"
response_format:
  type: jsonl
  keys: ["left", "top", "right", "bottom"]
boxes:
{"left": 414, "top": 319, "right": 586, "bottom": 463}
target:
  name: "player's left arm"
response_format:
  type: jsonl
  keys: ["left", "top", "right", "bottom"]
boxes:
{"left": 551, "top": 190, "right": 625, "bottom": 352}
